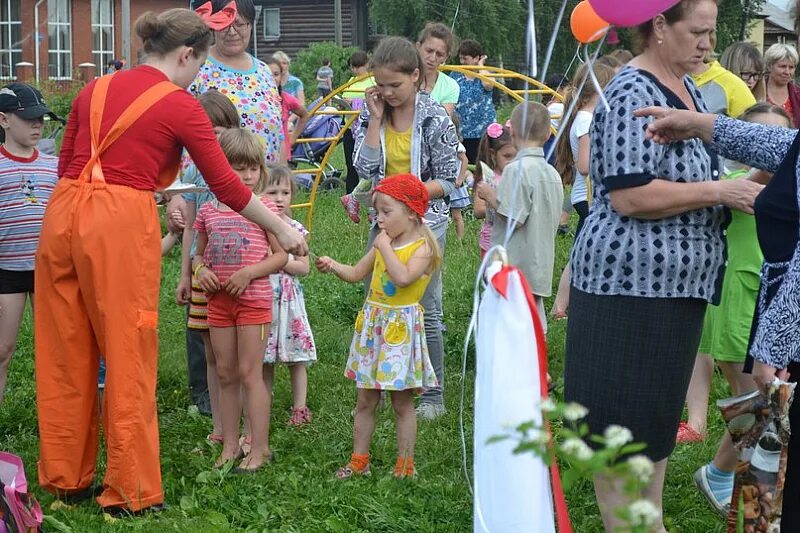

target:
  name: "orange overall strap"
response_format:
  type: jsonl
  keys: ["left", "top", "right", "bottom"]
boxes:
{"left": 79, "top": 75, "right": 181, "bottom": 183}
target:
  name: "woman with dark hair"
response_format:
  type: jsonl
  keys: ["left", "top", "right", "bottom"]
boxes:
{"left": 35, "top": 8, "right": 305, "bottom": 516}
{"left": 450, "top": 39, "right": 496, "bottom": 162}
{"left": 416, "top": 22, "right": 460, "bottom": 116}
{"left": 562, "top": 1, "right": 762, "bottom": 529}
{"left": 189, "top": 0, "right": 284, "bottom": 161}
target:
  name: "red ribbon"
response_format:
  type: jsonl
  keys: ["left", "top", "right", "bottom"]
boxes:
{"left": 194, "top": 1, "right": 238, "bottom": 31}
{"left": 491, "top": 265, "right": 574, "bottom": 533}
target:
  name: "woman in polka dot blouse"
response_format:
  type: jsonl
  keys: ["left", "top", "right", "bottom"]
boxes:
{"left": 562, "top": 1, "right": 763, "bottom": 530}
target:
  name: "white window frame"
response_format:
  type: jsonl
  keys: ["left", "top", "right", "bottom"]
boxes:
{"left": 262, "top": 8, "right": 280, "bottom": 41}
{"left": 0, "top": 0, "right": 21, "bottom": 80}
{"left": 47, "top": 0, "right": 72, "bottom": 80}
{"left": 91, "top": 0, "right": 114, "bottom": 77}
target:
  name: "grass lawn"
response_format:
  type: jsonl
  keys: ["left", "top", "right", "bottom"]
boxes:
{"left": 3, "top": 151, "right": 735, "bottom": 531}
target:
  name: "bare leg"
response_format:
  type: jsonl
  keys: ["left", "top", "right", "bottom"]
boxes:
{"left": 237, "top": 324, "right": 271, "bottom": 470}
{"left": 0, "top": 292, "right": 28, "bottom": 403}
{"left": 451, "top": 208, "right": 465, "bottom": 239}
{"left": 713, "top": 362, "right": 757, "bottom": 472}
{"left": 201, "top": 331, "right": 222, "bottom": 436}
{"left": 391, "top": 390, "right": 416, "bottom": 458}
{"left": 353, "top": 389, "right": 381, "bottom": 455}
{"left": 641, "top": 459, "right": 669, "bottom": 533}
{"left": 685, "top": 353, "right": 714, "bottom": 435}
{"left": 209, "top": 326, "right": 242, "bottom": 465}
{"left": 594, "top": 458, "right": 668, "bottom": 533}
{"left": 289, "top": 364, "right": 308, "bottom": 409}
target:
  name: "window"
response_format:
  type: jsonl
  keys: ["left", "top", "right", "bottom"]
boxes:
{"left": 0, "top": 0, "right": 20, "bottom": 79}
{"left": 263, "top": 8, "right": 280, "bottom": 40}
{"left": 92, "top": 0, "right": 114, "bottom": 77}
{"left": 47, "top": 0, "right": 71, "bottom": 80}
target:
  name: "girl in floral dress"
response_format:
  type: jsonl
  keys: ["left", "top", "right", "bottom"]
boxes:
{"left": 262, "top": 166, "right": 317, "bottom": 426}
{"left": 316, "top": 174, "right": 440, "bottom": 479}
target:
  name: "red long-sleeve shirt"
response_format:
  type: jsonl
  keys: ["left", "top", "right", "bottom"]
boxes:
{"left": 59, "top": 65, "right": 251, "bottom": 211}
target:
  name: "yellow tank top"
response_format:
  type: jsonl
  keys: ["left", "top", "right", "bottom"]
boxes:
{"left": 384, "top": 125, "right": 412, "bottom": 177}
{"left": 367, "top": 238, "right": 430, "bottom": 307}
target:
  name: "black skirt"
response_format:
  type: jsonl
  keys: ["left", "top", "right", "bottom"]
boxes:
{"left": 563, "top": 287, "right": 707, "bottom": 461}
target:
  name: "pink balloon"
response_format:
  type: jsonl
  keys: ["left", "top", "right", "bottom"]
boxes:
{"left": 588, "top": 0, "right": 681, "bottom": 27}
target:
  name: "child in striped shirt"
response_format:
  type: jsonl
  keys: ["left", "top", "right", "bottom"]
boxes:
{"left": 0, "top": 83, "right": 59, "bottom": 403}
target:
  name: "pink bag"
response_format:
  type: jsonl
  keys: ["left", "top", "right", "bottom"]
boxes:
{"left": 0, "top": 452, "right": 42, "bottom": 533}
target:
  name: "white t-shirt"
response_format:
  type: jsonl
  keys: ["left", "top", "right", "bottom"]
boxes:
{"left": 569, "top": 110, "right": 593, "bottom": 205}
{"left": 547, "top": 102, "right": 564, "bottom": 131}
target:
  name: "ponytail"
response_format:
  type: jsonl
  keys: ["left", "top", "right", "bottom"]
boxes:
{"left": 554, "top": 84, "right": 578, "bottom": 184}
{"left": 419, "top": 222, "right": 442, "bottom": 273}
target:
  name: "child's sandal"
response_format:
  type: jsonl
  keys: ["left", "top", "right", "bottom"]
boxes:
{"left": 335, "top": 463, "right": 371, "bottom": 479}
{"left": 206, "top": 433, "right": 224, "bottom": 444}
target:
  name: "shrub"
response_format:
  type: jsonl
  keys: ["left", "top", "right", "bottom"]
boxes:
{"left": 291, "top": 42, "right": 361, "bottom": 97}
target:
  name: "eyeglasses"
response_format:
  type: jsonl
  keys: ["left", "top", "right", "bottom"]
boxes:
{"left": 739, "top": 71, "right": 763, "bottom": 82}
{"left": 220, "top": 21, "right": 251, "bottom": 36}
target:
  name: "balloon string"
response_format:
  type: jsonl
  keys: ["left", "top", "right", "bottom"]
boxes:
{"left": 526, "top": 0, "right": 537, "bottom": 79}
{"left": 545, "top": 32, "right": 608, "bottom": 162}
{"left": 584, "top": 44, "right": 611, "bottom": 112}
{"left": 539, "top": 0, "right": 570, "bottom": 85}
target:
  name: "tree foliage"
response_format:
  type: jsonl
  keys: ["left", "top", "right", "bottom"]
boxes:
{"left": 370, "top": 0, "right": 771, "bottom": 82}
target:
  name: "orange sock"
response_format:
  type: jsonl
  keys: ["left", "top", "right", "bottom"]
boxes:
{"left": 394, "top": 456, "right": 415, "bottom": 476}
{"left": 350, "top": 453, "right": 370, "bottom": 472}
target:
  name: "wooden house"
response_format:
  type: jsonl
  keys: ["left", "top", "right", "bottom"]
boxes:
{"left": 252, "top": 0, "right": 370, "bottom": 60}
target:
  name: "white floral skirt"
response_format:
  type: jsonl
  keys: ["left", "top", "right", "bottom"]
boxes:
{"left": 345, "top": 302, "right": 437, "bottom": 391}
{"left": 265, "top": 273, "right": 317, "bottom": 364}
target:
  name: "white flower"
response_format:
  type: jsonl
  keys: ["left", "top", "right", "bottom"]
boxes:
{"left": 562, "top": 402, "right": 589, "bottom": 421}
{"left": 539, "top": 398, "right": 557, "bottom": 412}
{"left": 604, "top": 425, "right": 633, "bottom": 448}
{"left": 626, "top": 455, "right": 655, "bottom": 483}
{"left": 561, "top": 438, "right": 593, "bottom": 461}
{"left": 628, "top": 499, "right": 660, "bottom": 527}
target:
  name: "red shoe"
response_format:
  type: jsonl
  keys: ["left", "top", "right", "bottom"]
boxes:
{"left": 340, "top": 195, "right": 360, "bottom": 223}
{"left": 676, "top": 422, "right": 704, "bottom": 444}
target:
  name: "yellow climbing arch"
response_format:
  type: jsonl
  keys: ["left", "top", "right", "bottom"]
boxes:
{"left": 290, "top": 65, "right": 563, "bottom": 233}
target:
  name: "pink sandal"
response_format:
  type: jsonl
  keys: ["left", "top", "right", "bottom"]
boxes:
{"left": 206, "top": 433, "right": 224, "bottom": 444}
{"left": 288, "top": 406, "right": 312, "bottom": 427}
{"left": 676, "top": 422, "right": 704, "bottom": 444}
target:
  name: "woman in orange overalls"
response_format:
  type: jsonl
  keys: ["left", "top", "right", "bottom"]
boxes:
{"left": 34, "top": 8, "right": 306, "bottom": 515}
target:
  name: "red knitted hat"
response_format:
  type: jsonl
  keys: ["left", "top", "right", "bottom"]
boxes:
{"left": 373, "top": 173, "right": 429, "bottom": 218}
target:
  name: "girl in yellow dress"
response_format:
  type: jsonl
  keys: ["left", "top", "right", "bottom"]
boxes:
{"left": 316, "top": 173, "right": 440, "bottom": 479}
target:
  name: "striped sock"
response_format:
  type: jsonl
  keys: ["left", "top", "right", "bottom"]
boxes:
{"left": 706, "top": 463, "right": 734, "bottom": 502}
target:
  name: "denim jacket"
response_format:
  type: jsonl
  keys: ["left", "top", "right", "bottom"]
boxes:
{"left": 353, "top": 92, "right": 459, "bottom": 234}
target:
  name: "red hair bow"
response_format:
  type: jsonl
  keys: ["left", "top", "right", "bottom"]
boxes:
{"left": 194, "top": 1, "right": 238, "bottom": 31}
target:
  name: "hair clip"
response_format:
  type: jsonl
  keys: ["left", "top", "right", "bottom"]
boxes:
{"left": 486, "top": 122, "right": 504, "bottom": 139}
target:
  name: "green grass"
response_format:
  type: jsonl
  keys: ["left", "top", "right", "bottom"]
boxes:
{"left": 3, "top": 188, "right": 733, "bottom": 531}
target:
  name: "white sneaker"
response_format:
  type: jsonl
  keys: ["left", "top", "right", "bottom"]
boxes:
{"left": 416, "top": 402, "right": 446, "bottom": 420}
{"left": 693, "top": 464, "right": 731, "bottom": 518}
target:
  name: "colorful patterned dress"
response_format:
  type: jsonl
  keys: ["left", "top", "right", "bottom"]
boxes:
{"left": 346, "top": 239, "right": 438, "bottom": 391}
{"left": 265, "top": 219, "right": 317, "bottom": 364}
{"left": 189, "top": 55, "right": 284, "bottom": 164}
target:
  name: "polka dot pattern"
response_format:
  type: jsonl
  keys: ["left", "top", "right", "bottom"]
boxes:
{"left": 570, "top": 67, "right": 728, "bottom": 303}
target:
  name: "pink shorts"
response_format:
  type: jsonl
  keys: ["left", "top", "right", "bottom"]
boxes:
{"left": 207, "top": 291, "right": 271, "bottom": 327}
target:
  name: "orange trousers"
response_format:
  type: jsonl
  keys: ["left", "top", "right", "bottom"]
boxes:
{"left": 34, "top": 178, "right": 163, "bottom": 511}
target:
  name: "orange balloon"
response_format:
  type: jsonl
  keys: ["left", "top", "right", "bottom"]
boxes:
{"left": 570, "top": 0, "right": 610, "bottom": 44}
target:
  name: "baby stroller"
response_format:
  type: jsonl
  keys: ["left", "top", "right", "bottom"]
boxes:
{"left": 290, "top": 97, "right": 345, "bottom": 191}
{"left": 37, "top": 116, "right": 66, "bottom": 156}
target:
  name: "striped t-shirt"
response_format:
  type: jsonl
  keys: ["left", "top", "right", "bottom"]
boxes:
{"left": 0, "top": 147, "right": 58, "bottom": 271}
{"left": 194, "top": 197, "right": 279, "bottom": 309}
